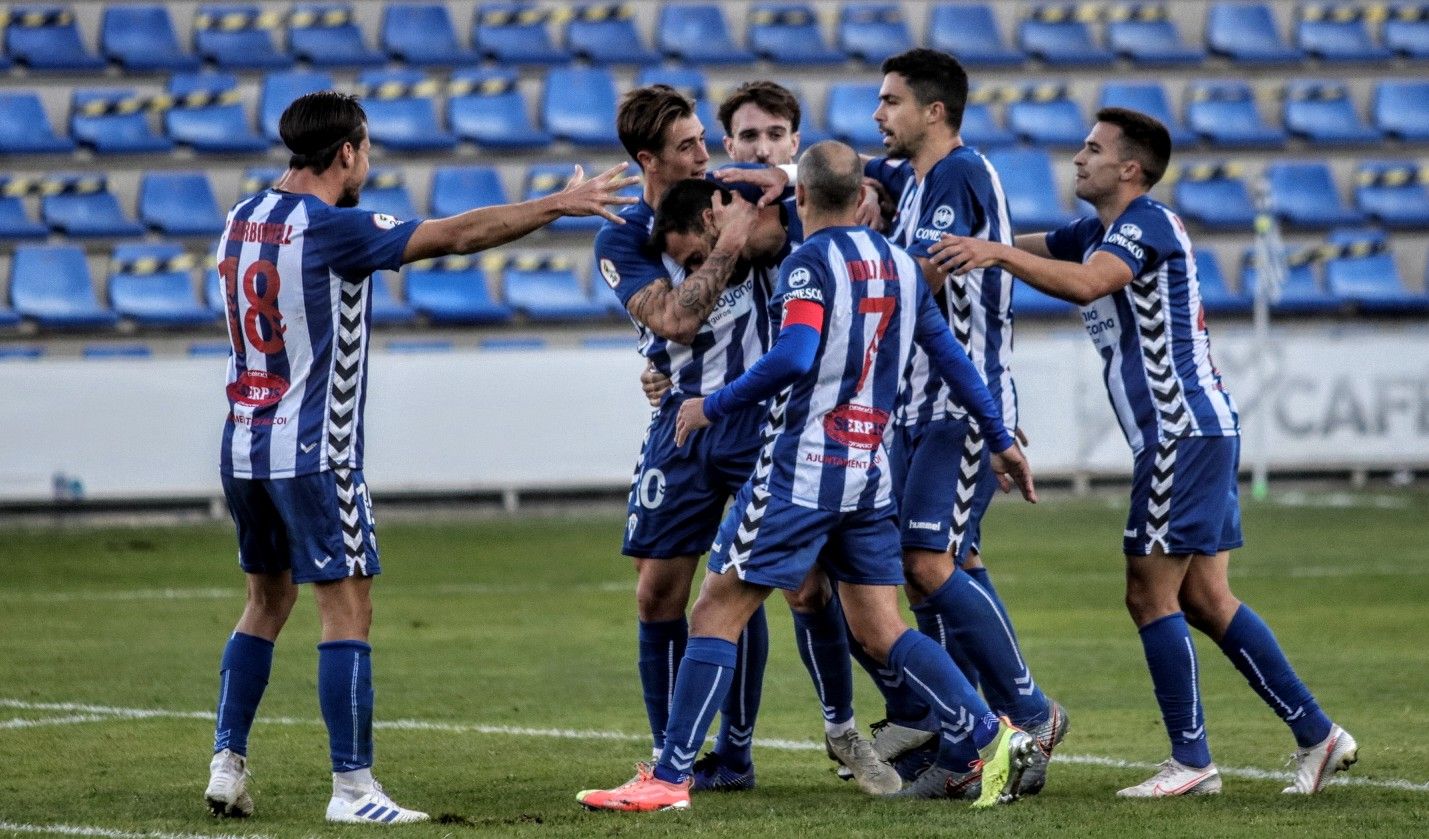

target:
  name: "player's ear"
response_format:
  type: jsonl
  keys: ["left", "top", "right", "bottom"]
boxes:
{"left": 926, "top": 100, "right": 945, "bottom": 127}
{"left": 634, "top": 149, "right": 655, "bottom": 173}
{"left": 789, "top": 131, "right": 801, "bottom": 157}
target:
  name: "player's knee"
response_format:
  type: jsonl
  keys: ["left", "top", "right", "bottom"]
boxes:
{"left": 246, "top": 580, "right": 297, "bottom": 619}
{"left": 635, "top": 577, "right": 690, "bottom": 621}
{"left": 902, "top": 551, "right": 951, "bottom": 601}
{"left": 783, "top": 575, "right": 832, "bottom": 614}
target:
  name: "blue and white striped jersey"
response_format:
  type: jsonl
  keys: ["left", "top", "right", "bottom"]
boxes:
{"left": 217, "top": 189, "right": 419, "bottom": 479}
{"left": 866, "top": 147, "right": 1018, "bottom": 429}
{"left": 1046, "top": 196, "right": 1240, "bottom": 454}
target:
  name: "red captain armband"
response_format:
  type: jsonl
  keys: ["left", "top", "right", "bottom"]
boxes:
{"left": 782, "top": 299, "right": 825, "bottom": 333}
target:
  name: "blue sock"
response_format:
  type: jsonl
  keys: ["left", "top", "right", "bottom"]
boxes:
{"left": 847, "top": 619, "right": 929, "bottom": 725}
{"left": 964, "top": 565, "right": 1000, "bottom": 604}
{"left": 791, "top": 596, "right": 855, "bottom": 727}
{"left": 317, "top": 640, "right": 374, "bottom": 773}
{"left": 638, "top": 617, "right": 688, "bottom": 752}
{"left": 213, "top": 632, "right": 274, "bottom": 756}
{"left": 912, "top": 590, "right": 982, "bottom": 695}
{"left": 1218, "top": 604, "right": 1333, "bottom": 747}
{"left": 887, "top": 629, "right": 998, "bottom": 772}
{"left": 1138, "top": 613, "right": 1212, "bottom": 768}
{"left": 916, "top": 570, "right": 1050, "bottom": 729}
{"left": 654, "top": 637, "right": 737, "bottom": 783}
{"left": 715, "top": 604, "right": 767, "bottom": 771}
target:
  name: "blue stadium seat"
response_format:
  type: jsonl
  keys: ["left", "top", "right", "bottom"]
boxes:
{"left": 240, "top": 167, "right": 283, "bottom": 198}
{"left": 84, "top": 344, "right": 152, "bottom": 358}
{"left": 960, "top": 101, "right": 1016, "bottom": 150}
{"left": 70, "top": 90, "right": 175, "bottom": 155}
{"left": 1206, "top": 2, "right": 1303, "bottom": 63}
{"left": 1172, "top": 162, "right": 1256, "bottom": 230}
{"left": 447, "top": 69, "right": 550, "bottom": 150}
{"left": 1019, "top": 6, "right": 1115, "bottom": 66}
{"left": 1282, "top": 81, "right": 1381, "bottom": 145}
{"left": 838, "top": 4, "right": 913, "bottom": 63}
{"left": 368, "top": 272, "right": 418, "bottom": 326}
{"left": 107, "top": 244, "right": 215, "bottom": 328}
{"left": 5, "top": 5, "right": 106, "bottom": 70}
{"left": 1266, "top": 161, "right": 1365, "bottom": 228}
{"left": 165, "top": 73, "right": 270, "bottom": 153}
{"left": 405, "top": 260, "right": 514, "bottom": 324}
{"left": 1385, "top": 4, "right": 1429, "bottom": 57}
{"left": 188, "top": 340, "right": 230, "bottom": 356}
{"left": 100, "top": 5, "right": 201, "bottom": 71}
{"left": 41, "top": 175, "right": 145, "bottom": 238}
{"left": 1296, "top": 4, "right": 1392, "bottom": 61}
{"left": 1006, "top": 85, "right": 1086, "bottom": 147}
{"left": 0, "top": 93, "right": 76, "bottom": 154}
{"left": 1324, "top": 241, "right": 1428, "bottom": 314}
{"left": 987, "top": 147, "right": 1076, "bottom": 231}
{"left": 750, "top": 4, "right": 844, "bottom": 64}
{"left": 542, "top": 67, "right": 620, "bottom": 147}
{"left": 928, "top": 4, "right": 1024, "bottom": 66}
{"left": 358, "top": 170, "right": 419, "bottom": 220}
{"left": 1373, "top": 80, "right": 1429, "bottom": 140}
{"left": 1105, "top": 4, "right": 1204, "bottom": 64}
{"left": 1193, "top": 248, "right": 1250, "bottom": 315}
{"left": 826, "top": 83, "right": 884, "bottom": 151}
{"left": 431, "top": 166, "right": 509, "bottom": 217}
{"left": 1241, "top": 252, "right": 1341, "bottom": 314}
{"left": 289, "top": 4, "right": 386, "bottom": 67}
{"left": 193, "top": 5, "right": 292, "bottom": 70}
{"left": 566, "top": 4, "right": 659, "bottom": 65}
{"left": 1098, "top": 82, "right": 1196, "bottom": 148}
{"left": 504, "top": 259, "right": 608, "bottom": 322}
{"left": 525, "top": 164, "right": 602, "bottom": 232}
{"left": 1186, "top": 81, "right": 1287, "bottom": 148}
{"left": 657, "top": 5, "right": 753, "bottom": 64}
{"left": 381, "top": 3, "right": 476, "bottom": 66}
{"left": 1014, "top": 277, "right": 1077, "bottom": 318}
{"left": 260, "top": 70, "right": 334, "bottom": 142}
{"left": 9, "top": 245, "right": 119, "bottom": 329}
{"left": 473, "top": 4, "right": 569, "bottom": 64}
{"left": 0, "top": 188, "right": 48, "bottom": 240}
{"left": 139, "top": 172, "right": 224, "bottom": 236}
{"left": 204, "top": 267, "right": 224, "bottom": 317}
{"left": 358, "top": 70, "right": 457, "bottom": 151}
{"left": 1355, "top": 161, "right": 1429, "bottom": 228}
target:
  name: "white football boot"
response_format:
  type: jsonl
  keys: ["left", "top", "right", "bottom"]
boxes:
{"left": 204, "top": 749, "right": 254, "bottom": 818}
{"left": 1116, "top": 758, "right": 1222, "bottom": 798}
{"left": 1283, "top": 724, "right": 1358, "bottom": 794}
{"left": 326, "top": 779, "right": 430, "bottom": 824}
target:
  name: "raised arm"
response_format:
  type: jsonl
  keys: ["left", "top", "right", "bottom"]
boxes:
{"left": 928, "top": 234, "right": 1133, "bottom": 306}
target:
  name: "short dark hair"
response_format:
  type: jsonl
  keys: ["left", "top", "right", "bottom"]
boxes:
{"left": 650, "top": 179, "right": 728, "bottom": 255}
{"left": 798, "top": 141, "right": 862, "bottom": 213}
{"left": 880, "top": 48, "right": 968, "bottom": 132}
{"left": 1095, "top": 107, "right": 1172, "bottom": 187}
{"left": 618, "top": 85, "right": 696, "bottom": 166}
{"left": 717, "top": 80, "right": 801, "bottom": 134}
{"left": 279, "top": 91, "right": 366, "bottom": 174}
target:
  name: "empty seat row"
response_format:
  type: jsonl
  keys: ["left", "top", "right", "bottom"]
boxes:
{"left": 0, "top": 173, "right": 222, "bottom": 239}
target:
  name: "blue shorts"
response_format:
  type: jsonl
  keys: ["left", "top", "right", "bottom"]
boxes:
{"left": 1125, "top": 435, "right": 1244, "bottom": 557}
{"left": 221, "top": 468, "right": 380, "bottom": 584}
{"left": 622, "top": 395, "right": 766, "bottom": 559}
{"left": 707, "top": 481, "right": 906, "bottom": 591}
{"left": 890, "top": 416, "right": 994, "bottom": 562}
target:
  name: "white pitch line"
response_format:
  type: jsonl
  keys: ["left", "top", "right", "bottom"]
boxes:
{"left": 2, "top": 699, "right": 1424, "bottom": 794}
{"left": 0, "top": 821, "right": 271, "bottom": 839}
{"left": 0, "top": 588, "right": 237, "bottom": 604}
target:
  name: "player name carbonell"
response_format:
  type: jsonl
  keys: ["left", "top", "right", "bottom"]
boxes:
{"left": 226, "top": 219, "right": 295, "bottom": 246}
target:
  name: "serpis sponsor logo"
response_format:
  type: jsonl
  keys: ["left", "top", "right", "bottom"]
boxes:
{"left": 227, "top": 370, "right": 289, "bottom": 409}
{"left": 823, "top": 403, "right": 890, "bottom": 451}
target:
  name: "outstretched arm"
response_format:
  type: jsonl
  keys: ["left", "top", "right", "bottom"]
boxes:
{"left": 927, "top": 234, "right": 1132, "bottom": 306}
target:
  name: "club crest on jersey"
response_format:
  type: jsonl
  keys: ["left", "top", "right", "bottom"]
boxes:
{"left": 787, "top": 267, "right": 811, "bottom": 288}
{"left": 824, "top": 403, "right": 890, "bottom": 451}
{"left": 932, "top": 205, "right": 955, "bottom": 229}
{"left": 1119, "top": 223, "right": 1142, "bottom": 241}
{"left": 227, "top": 370, "right": 290, "bottom": 409}
{"left": 600, "top": 258, "right": 621, "bottom": 289}
{"left": 371, "top": 213, "right": 399, "bottom": 230}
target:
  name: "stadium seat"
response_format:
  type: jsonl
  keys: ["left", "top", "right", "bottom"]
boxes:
{"left": 1282, "top": 81, "right": 1381, "bottom": 145}
{"left": 1193, "top": 248, "right": 1250, "bottom": 315}
{"left": 1355, "top": 162, "right": 1429, "bottom": 228}
{"left": 1324, "top": 240, "right": 1429, "bottom": 314}
{"left": 928, "top": 4, "right": 1024, "bottom": 66}
{"left": 1019, "top": 6, "right": 1115, "bottom": 66}
{"left": 1327, "top": 225, "right": 1387, "bottom": 246}
{"left": 41, "top": 175, "right": 145, "bottom": 238}
{"left": 960, "top": 101, "right": 1016, "bottom": 150}
{"left": 1296, "top": 4, "right": 1392, "bottom": 61}
{"left": 405, "top": 260, "right": 514, "bottom": 324}
{"left": 1014, "top": 277, "right": 1077, "bottom": 318}
{"left": 1173, "top": 162, "right": 1257, "bottom": 230}
{"left": 838, "top": 4, "right": 913, "bottom": 63}
{"left": 447, "top": 69, "right": 551, "bottom": 150}
{"left": 473, "top": 4, "right": 569, "bottom": 64}
{"left": 0, "top": 93, "right": 77, "bottom": 154}
{"left": 84, "top": 344, "right": 152, "bottom": 358}
{"left": 358, "top": 170, "right": 419, "bottom": 220}
{"left": 1385, "top": 4, "right": 1429, "bottom": 57}
{"left": 565, "top": 4, "right": 659, "bottom": 65}
{"left": 0, "top": 188, "right": 48, "bottom": 240}
{"left": 188, "top": 341, "right": 230, "bottom": 356}
{"left": 1186, "top": 81, "right": 1287, "bottom": 148}
{"left": 1241, "top": 252, "right": 1341, "bottom": 314}
{"left": 203, "top": 267, "right": 225, "bottom": 317}
{"left": 358, "top": 70, "right": 457, "bottom": 151}
{"left": 987, "top": 147, "right": 1076, "bottom": 231}
{"left": 1373, "top": 80, "right": 1429, "bottom": 141}
{"left": 240, "top": 167, "right": 283, "bottom": 198}
{"left": 657, "top": 5, "right": 753, "bottom": 64}
{"left": 1105, "top": 3, "right": 1205, "bottom": 65}
{"left": 525, "top": 164, "right": 602, "bottom": 232}
{"left": 542, "top": 67, "right": 620, "bottom": 147}
{"left": 431, "top": 166, "right": 509, "bottom": 217}
{"left": 1206, "top": 2, "right": 1303, "bottom": 63}
{"left": 289, "top": 4, "right": 386, "bottom": 67}
{"left": 1006, "top": 84, "right": 1086, "bottom": 147}
{"left": 165, "top": 73, "right": 270, "bottom": 153}
{"left": 1098, "top": 82, "right": 1196, "bottom": 148}
{"left": 139, "top": 172, "right": 225, "bottom": 236}
{"left": 100, "top": 5, "right": 201, "bottom": 71}
{"left": 5, "top": 5, "right": 106, "bottom": 70}
{"left": 826, "top": 83, "right": 884, "bottom": 151}
{"left": 368, "top": 272, "right": 418, "bottom": 326}
{"left": 381, "top": 3, "right": 476, "bottom": 66}
{"left": 9, "top": 245, "right": 119, "bottom": 329}
{"left": 260, "top": 70, "right": 334, "bottom": 142}
{"left": 749, "top": 4, "right": 844, "bottom": 64}
{"left": 70, "top": 90, "right": 175, "bottom": 155}
{"left": 107, "top": 244, "right": 215, "bottom": 328}
{"left": 504, "top": 258, "right": 609, "bottom": 322}
{"left": 1266, "top": 162, "right": 1365, "bottom": 228}
{"left": 193, "top": 5, "right": 292, "bottom": 70}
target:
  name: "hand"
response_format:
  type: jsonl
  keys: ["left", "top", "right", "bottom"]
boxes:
{"left": 557, "top": 162, "right": 641, "bottom": 224}
{"left": 674, "top": 397, "right": 712, "bottom": 447}
{"left": 928, "top": 234, "right": 1003, "bottom": 275}
{"left": 1015, "top": 426, "right": 1030, "bottom": 448}
{"left": 855, "top": 184, "right": 884, "bottom": 231}
{"left": 990, "top": 442, "right": 1037, "bottom": 503}
{"left": 712, "top": 166, "right": 789, "bottom": 207}
{"left": 709, "top": 189, "right": 759, "bottom": 255}
{"left": 640, "top": 360, "right": 673, "bottom": 407}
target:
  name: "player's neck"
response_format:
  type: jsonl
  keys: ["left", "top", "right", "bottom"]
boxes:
{"left": 642, "top": 173, "right": 676, "bottom": 209}
{"left": 1094, "top": 187, "right": 1145, "bottom": 230}
{"left": 801, "top": 209, "right": 858, "bottom": 237}
{"left": 275, "top": 168, "right": 342, "bottom": 206}
{"left": 911, "top": 132, "right": 961, "bottom": 180}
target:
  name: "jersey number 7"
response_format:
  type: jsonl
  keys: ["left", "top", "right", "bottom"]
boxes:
{"left": 854, "top": 296, "right": 895, "bottom": 394}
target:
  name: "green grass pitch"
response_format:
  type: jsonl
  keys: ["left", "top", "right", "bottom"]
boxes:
{"left": 1, "top": 491, "right": 1427, "bottom": 837}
